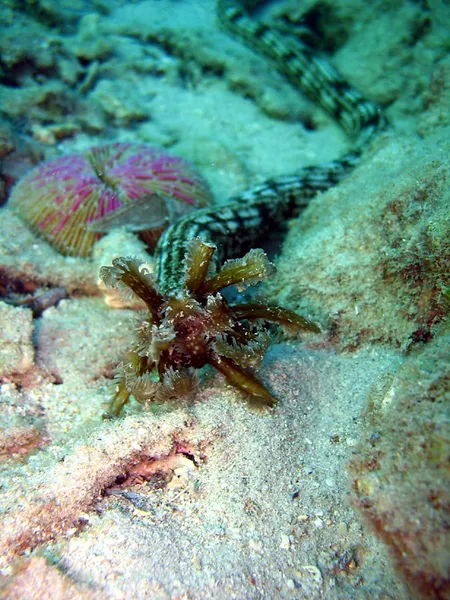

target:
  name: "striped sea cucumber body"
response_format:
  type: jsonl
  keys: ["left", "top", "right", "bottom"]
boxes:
{"left": 156, "top": 0, "right": 386, "bottom": 294}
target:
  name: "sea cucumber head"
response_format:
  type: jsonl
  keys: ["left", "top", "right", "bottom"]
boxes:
{"left": 8, "top": 142, "right": 213, "bottom": 258}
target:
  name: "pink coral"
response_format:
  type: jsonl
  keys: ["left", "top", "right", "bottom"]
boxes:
{"left": 8, "top": 142, "right": 212, "bottom": 257}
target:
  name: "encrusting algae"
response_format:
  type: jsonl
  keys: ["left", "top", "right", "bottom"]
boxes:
{"left": 100, "top": 238, "right": 320, "bottom": 417}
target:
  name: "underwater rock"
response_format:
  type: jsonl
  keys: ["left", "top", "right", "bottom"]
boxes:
{"left": 0, "top": 208, "right": 99, "bottom": 295}
{"left": 0, "top": 302, "right": 35, "bottom": 380}
{"left": 0, "top": 556, "right": 99, "bottom": 600}
{"left": 70, "top": 12, "right": 114, "bottom": 62}
{"left": 264, "top": 130, "right": 450, "bottom": 349}
{"left": 0, "top": 409, "right": 189, "bottom": 569}
{"left": 348, "top": 324, "right": 450, "bottom": 599}
{"left": 418, "top": 54, "right": 450, "bottom": 137}
{"left": 0, "top": 384, "right": 46, "bottom": 461}
{"left": 0, "top": 119, "right": 45, "bottom": 205}
{"left": 0, "top": 11, "right": 56, "bottom": 73}
{"left": 89, "top": 79, "right": 150, "bottom": 126}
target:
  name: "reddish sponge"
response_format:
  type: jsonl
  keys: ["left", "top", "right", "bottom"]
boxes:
{"left": 8, "top": 142, "right": 213, "bottom": 257}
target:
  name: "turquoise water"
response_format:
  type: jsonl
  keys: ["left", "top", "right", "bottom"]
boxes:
{"left": 0, "top": 2, "right": 449, "bottom": 599}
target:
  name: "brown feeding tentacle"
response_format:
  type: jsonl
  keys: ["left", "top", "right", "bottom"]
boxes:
{"left": 101, "top": 240, "right": 319, "bottom": 416}
{"left": 200, "top": 248, "right": 275, "bottom": 295}
{"left": 184, "top": 238, "right": 216, "bottom": 294}
{"left": 105, "top": 381, "right": 131, "bottom": 418}
{"left": 231, "top": 303, "right": 321, "bottom": 333}
{"left": 208, "top": 353, "right": 277, "bottom": 408}
{"left": 100, "top": 257, "right": 163, "bottom": 323}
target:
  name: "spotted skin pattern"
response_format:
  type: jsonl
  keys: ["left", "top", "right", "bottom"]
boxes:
{"left": 155, "top": 0, "right": 386, "bottom": 294}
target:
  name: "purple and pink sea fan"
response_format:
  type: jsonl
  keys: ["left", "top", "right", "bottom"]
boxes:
{"left": 8, "top": 142, "right": 213, "bottom": 257}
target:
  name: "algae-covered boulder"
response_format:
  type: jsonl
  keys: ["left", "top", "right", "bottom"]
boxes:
{"left": 348, "top": 325, "right": 450, "bottom": 599}
{"left": 265, "top": 130, "right": 450, "bottom": 350}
